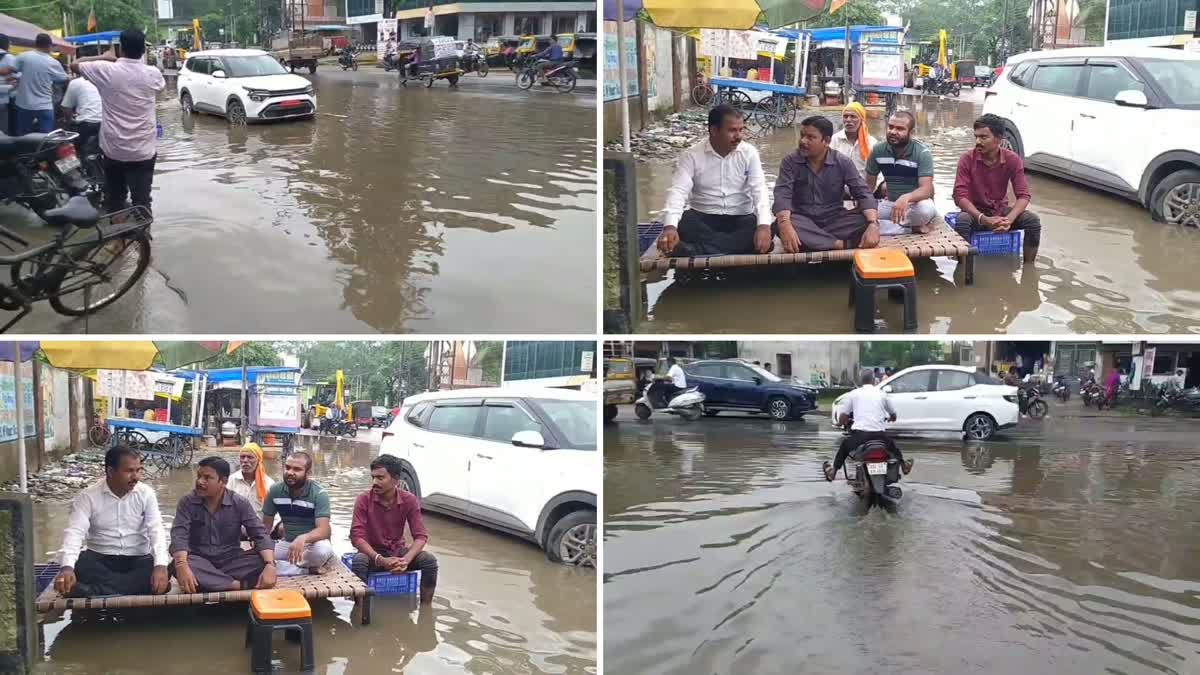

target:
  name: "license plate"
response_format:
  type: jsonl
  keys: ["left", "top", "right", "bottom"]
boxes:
{"left": 866, "top": 462, "right": 887, "bottom": 475}
{"left": 56, "top": 156, "right": 81, "bottom": 173}
{"left": 280, "top": 100, "right": 303, "bottom": 108}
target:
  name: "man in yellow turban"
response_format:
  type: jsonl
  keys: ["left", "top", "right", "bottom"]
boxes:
{"left": 829, "top": 102, "right": 878, "bottom": 179}
{"left": 229, "top": 442, "right": 275, "bottom": 511}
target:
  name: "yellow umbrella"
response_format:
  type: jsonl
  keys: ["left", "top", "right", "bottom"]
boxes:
{"left": 641, "top": 0, "right": 762, "bottom": 30}
{"left": 40, "top": 341, "right": 160, "bottom": 371}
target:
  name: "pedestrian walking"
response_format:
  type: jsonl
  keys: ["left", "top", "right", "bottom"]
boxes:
{"left": 71, "top": 29, "right": 165, "bottom": 214}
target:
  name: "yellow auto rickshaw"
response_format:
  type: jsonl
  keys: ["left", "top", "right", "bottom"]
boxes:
{"left": 511, "top": 33, "right": 552, "bottom": 71}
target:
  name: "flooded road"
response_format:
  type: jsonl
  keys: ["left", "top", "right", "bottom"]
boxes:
{"left": 32, "top": 438, "right": 596, "bottom": 674}
{"left": 6, "top": 69, "right": 596, "bottom": 333}
{"left": 636, "top": 95, "right": 1200, "bottom": 334}
{"left": 604, "top": 408, "right": 1200, "bottom": 674}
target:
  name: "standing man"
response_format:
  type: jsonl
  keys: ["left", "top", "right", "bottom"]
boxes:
{"left": 170, "top": 457, "right": 278, "bottom": 593}
{"left": 952, "top": 114, "right": 1042, "bottom": 263}
{"left": 262, "top": 452, "right": 335, "bottom": 576}
{"left": 656, "top": 105, "right": 774, "bottom": 257}
{"left": 350, "top": 455, "right": 440, "bottom": 603}
{"left": 865, "top": 111, "right": 938, "bottom": 233}
{"left": 0, "top": 33, "right": 68, "bottom": 134}
{"left": 228, "top": 442, "right": 275, "bottom": 512}
{"left": 71, "top": 29, "right": 165, "bottom": 215}
{"left": 53, "top": 447, "right": 170, "bottom": 597}
{"left": 0, "top": 35, "right": 18, "bottom": 135}
{"left": 773, "top": 116, "right": 881, "bottom": 252}
{"left": 829, "top": 102, "right": 878, "bottom": 179}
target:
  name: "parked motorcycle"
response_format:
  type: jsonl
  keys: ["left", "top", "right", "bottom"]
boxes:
{"left": 0, "top": 129, "right": 92, "bottom": 220}
{"left": 319, "top": 417, "right": 358, "bottom": 437}
{"left": 1150, "top": 385, "right": 1200, "bottom": 416}
{"left": 634, "top": 381, "right": 706, "bottom": 421}
{"left": 1052, "top": 376, "right": 1070, "bottom": 402}
{"left": 922, "top": 77, "right": 961, "bottom": 97}
{"left": 1019, "top": 386, "right": 1048, "bottom": 419}
{"left": 824, "top": 438, "right": 908, "bottom": 512}
{"left": 1081, "top": 380, "right": 1103, "bottom": 407}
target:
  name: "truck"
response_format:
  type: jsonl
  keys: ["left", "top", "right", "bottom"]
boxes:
{"left": 270, "top": 32, "right": 324, "bottom": 74}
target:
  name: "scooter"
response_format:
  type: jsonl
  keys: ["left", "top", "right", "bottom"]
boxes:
{"left": 823, "top": 437, "right": 909, "bottom": 512}
{"left": 1052, "top": 376, "right": 1070, "bottom": 402}
{"left": 1019, "top": 386, "right": 1048, "bottom": 419}
{"left": 634, "top": 380, "right": 706, "bottom": 421}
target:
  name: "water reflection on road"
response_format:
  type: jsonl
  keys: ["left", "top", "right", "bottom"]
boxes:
{"left": 604, "top": 411, "right": 1200, "bottom": 674}
{"left": 637, "top": 95, "right": 1200, "bottom": 334}
{"left": 33, "top": 442, "right": 596, "bottom": 674}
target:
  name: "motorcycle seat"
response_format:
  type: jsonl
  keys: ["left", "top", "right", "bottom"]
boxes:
{"left": 0, "top": 132, "right": 51, "bottom": 157}
{"left": 42, "top": 196, "right": 100, "bottom": 228}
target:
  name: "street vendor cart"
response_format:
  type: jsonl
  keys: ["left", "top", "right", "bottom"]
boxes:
{"left": 808, "top": 25, "right": 904, "bottom": 117}
{"left": 101, "top": 369, "right": 208, "bottom": 471}
{"left": 702, "top": 29, "right": 810, "bottom": 132}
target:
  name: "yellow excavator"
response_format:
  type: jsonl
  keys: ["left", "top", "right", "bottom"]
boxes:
{"left": 172, "top": 18, "right": 203, "bottom": 62}
{"left": 308, "top": 369, "right": 345, "bottom": 426}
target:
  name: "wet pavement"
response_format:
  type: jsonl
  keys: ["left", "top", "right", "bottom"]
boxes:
{"left": 5, "top": 68, "right": 596, "bottom": 334}
{"left": 634, "top": 94, "right": 1200, "bottom": 334}
{"left": 32, "top": 435, "right": 596, "bottom": 674}
{"left": 604, "top": 408, "right": 1200, "bottom": 674}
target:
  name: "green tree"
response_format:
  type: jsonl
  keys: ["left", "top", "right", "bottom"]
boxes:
{"left": 860, "top": 342, "right": 953, "bottom": 370}
{"left": 806, "top": 0, "right": 885, "bottom": 29}
{"left": 475, "top": 342, "right": 503, "bottom": 386}
{"left": 204, "top": 342, "right": 283, "bottom": 370}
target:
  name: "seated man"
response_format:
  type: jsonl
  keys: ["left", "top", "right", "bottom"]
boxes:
{"left": 829, "top": 102, "right": 878, "bottom": 180}
{"left": 824, "top": 369, "right": 912, "bottom": 481}
{"left": 656, "top": 104, "right": 774, "bottom": 257}
{"left": 952, "top": 114, "right": 1041, "bottom": 263}
{"left": 263, "top": 451, "right": 335, "bottom": 576}
{"left": 662, "top": 357, "right": 687, "bottom": 401}
{"left": 531, "top": 34, "right": 564, "bottom": 78}
{"left": 350, "top": 455, "right": 440, "bottom": 604}
{"left": 865, "top": 111, "right": 938, "bottom": 234}
{"left": 170, "top": 457, "right": 277, "bottom": 593}
{"left": 227, "top": 442, "right": 275, "bottom": 512}
{"left": 53, "top": 446, "right": 170, "bottom": 597}
{"left": 774, "top": 115, "right": 881, "bottom": 252}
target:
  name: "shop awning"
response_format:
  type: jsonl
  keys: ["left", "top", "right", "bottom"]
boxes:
{"left": 0, "top": 14, "right": 76, "bottom": 55}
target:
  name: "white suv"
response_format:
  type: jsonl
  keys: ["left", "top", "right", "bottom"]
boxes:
{"left": 178, "top": 49, "right": 316, "bottom": 124}
{"left": 983, "top": 46, "right": 1200, "bottom": 227}
{"left": 831, "top": 365, "right": 1019, "bottom": 441}
{"left": 379, "top": 387, "right": 598, "bottom": 567}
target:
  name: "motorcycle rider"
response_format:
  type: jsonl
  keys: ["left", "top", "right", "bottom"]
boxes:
{"left": 824, "top": 369, "right": 913, "bottom": 482}
{"left": 383, "top": 34, "right": 398, "bottom": 70}
{"left": 463, "top": 38, "right": 483, "bottom": 69}
{"left": 658, "top": 357, "right": 687, "bottom": 404}
{"left": 60, "top": 70, "right": 102, "bottom": 156}
{"left": 531, "top": 34, "right": 564, "bottom": 80}
{"left": 339, "top": 43, "right": 357, "bottom": 68}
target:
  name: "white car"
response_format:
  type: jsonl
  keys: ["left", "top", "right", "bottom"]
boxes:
{"left": 831, "top": 365, "right": 1019, "bottom": 441}
{"left": 379, "top": 387, "right": 597, "bottom": 566}
{"left": 982, "top": 46, "right": 1200, "bottom": 227}
{"left": 178, "top": 49, "right": 315, "bottom": 124}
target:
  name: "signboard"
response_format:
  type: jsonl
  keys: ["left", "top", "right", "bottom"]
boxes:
{"left": 1130, "top": 356, "right": 1143, "bottom": 390}
{"left": 1185, "top": 10, "right": 1196, "bottom": 32}
{"left": 95, "top": 370, "right": 156, "bottom": 401}
{"left": 603, "top": 21, "right": 639, "bottom": 102}
{"left": 256, "top": 371, "right": 299, "bottom": 427}
{"left": 862, "top": 51, "right": 903, "bottom": 81}
{"left": 0, "top": 362, "right": 36, "bottom": 442}
{"left": 581, "top": 351, "right": 595, "bottom": 373}
{"left": 430, "top": 36, "right": 457, "bottom": 59}
{"left": 1142, "top": 347, "right": 1157, "bottom": 381}
{"left": 379, "top": 18, "right": 398, "bottom": 41}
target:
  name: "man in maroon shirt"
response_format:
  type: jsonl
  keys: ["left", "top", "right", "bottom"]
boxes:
{"left": 350, "top": 455, "right": 439, "bottom": 603}
{"left": 952, "top": 114, "right": 1042, "bottom": 263}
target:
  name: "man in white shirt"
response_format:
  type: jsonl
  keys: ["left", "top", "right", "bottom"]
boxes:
{"left": 656, "top": 104, "right": 775, "bottom": 257}
{"left": 61, "top": 72, "right": 103, "bottom": 155}
{"left": 824, "top": 369, "right": 912, "bottom": 481}
{"left": 53, "top": 446, "right": 170, "bottom": 597}
{"left": 657, "top": 357, "right": 688, "bottom": 403}
{"left": 829, "top": 102, "right": 878, "bottom": 179}
{"left": 228, "top": 442, "right": 275, "bottom": 512}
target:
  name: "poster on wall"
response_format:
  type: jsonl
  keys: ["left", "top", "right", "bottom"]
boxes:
{"left": 0, "top": 362, "right": 37, "bottom": 442}
{"left": 603, "top": 21, "right": 639, "bottom": 102}
{"left": 95, "top": 370, "right": 155, "bottom": 401}
{"left": 379, "top": 18, "right": 398, "bottom": 41}
{"left": 257, "top": 371, "right": 299, "bottom": 426}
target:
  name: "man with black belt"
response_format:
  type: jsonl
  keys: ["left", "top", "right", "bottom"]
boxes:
{"left": 53, "top": 447, "right": 170, "bottom": 597}
{"left": 656, "top": 105, "right": 775, "bottom": 257}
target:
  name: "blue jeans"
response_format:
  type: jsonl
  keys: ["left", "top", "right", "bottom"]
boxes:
{"left": 16, "top": 106, "right": 54, "bottom": 135}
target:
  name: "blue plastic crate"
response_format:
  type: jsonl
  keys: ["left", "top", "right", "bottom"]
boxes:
{"left": 943, "top": 211, "right": 1023, "bottom": 256}
{"left": 637, "top": 222, "right": 664, "bottom": 255}
{"left": 339, "top": 553, "right": 420, "bottom": 596}
{"left": 35, "top": 562, "right": 60, "bottom": 594}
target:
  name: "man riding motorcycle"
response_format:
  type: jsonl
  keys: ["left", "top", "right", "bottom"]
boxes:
{"left": 824, "top": 369, "right": 914, "bottom": 481}
{"left": 531, "top": 34, "right": 564, "bottom": 80}
{"left": 660, "top": 357, "right": 687, "bottom": 401}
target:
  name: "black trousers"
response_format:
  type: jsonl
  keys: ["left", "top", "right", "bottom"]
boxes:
{"left": 953, "top": 207, "right": 1042, "bottom": 249}
{"left": 103, "top": 154, "right": 156, "bottom": 214}
{"left": 72, "top": 549, "right": 155, "bottom": 596}
{"left": 351, "top": 548, "right": 439, "bottom": 589}
{"left": 71, "top": 121, "right": 100, "bottom": 154}
{"left": 675, "top": 209, "right": 774, "bottom": 256}
{"left": 833, "top": 430, "right": 903, "bottom": 474}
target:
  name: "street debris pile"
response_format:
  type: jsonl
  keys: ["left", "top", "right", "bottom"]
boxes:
{"left": 607, "top": 111, "right": 708, "bottom": 162}
{"left": 0, "top": 450, "right": 106, "bottom": 502}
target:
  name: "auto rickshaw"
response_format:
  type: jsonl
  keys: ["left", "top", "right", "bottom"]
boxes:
{"left": 400, "top": 36, "right": 464, "bottom": 87}
{"left": 953, "top": 59, "right": 977, "bottom": 88}
{"left": 350, "top": 400, "right": 375, "bottom": 428}
{"left": 511, "top": 34, "right": 552, "bottom": 72}
{"left": 485, "top": 35, "right": 520, "bottom": 66}
{"left": 561, "top": 32, "right": 597, "bottom": 76}
{"left": 604, "top": 358, "right": 638, "bottom": 422}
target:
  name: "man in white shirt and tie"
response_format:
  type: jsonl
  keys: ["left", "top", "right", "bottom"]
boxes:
{"left": 53, "top": 446, "right": 170, "bottom": 597}
{"left": 656, "top": 105, "right": 775, "bottom": 257}
{"left": 824, "top": 369, "right": 913, "bottom": 481}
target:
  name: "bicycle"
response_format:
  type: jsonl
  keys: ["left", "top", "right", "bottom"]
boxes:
{"left": 87, "top": 415, "right": 111, "bottom": 447}
{"left": 690, "top": 73, "right": 714, "bottom": 107}
{"left": 0, "top": 196, "right": 152, "bottom": 333}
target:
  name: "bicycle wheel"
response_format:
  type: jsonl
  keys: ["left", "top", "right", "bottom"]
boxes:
{"left": 46, "top": 233, "right": 151, "bottom": 317}
{"left": 691, "top": 83, "right": 714, "bottom": 107}
{"left": 88, "top": 424, "right": 111, "bottom": 447}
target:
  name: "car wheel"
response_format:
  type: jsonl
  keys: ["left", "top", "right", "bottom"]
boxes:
{"left": 767, "top": 396, "right": 791, "bottom": 420}
{"left": 226, "top": 99, "right": 247, "bottom": 126}
{"left": 545, "top": 510, "right": 595, "bottom": 567}
{"left": 399, "top": 468, "right": 420, "bottom": 498}
{"left": 963, "top": 413, "right": 997, "bottom": 441}
{"left": 180, "top": 91, "right": 194, "bottom": 114}
{"left": 1001, "top": 125, "right": 1023, "bottom": 157}
{"left": 1149, "top": 168, "right": 1200, "bottom": 228}
{"left": 604, "top": 404, "right": 618, "bottom": 423}
{"left": 634, "top": 402, "right": 652, "bottom": 420}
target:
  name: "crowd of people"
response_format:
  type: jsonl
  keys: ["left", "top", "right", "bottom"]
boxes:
{"left": 51, "top": 444, "right": 439, "bottom": 605}
{"left": 0, "top": 28, "right": 163, "bottom": 214}
{"left": 655, "top": 103, "right": 1043, "bottom": 264}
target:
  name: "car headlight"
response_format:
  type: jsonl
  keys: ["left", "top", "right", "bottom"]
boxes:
{"left": 303, "top": 84, "right": 314, "bottom": 96}
{"left": 242, "top": 87, "right": 269, "bottom": 102}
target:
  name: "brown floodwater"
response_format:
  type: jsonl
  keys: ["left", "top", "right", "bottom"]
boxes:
{"left": 635, "top": 94, "right": 1200, "bottom": 334}
{"left": 604, "top": 406, "right": 1200, "bottom": 674}
{"left": 31, "top": 440, "right": 596, "bottom": 674}
{"left": 4, "top": 69, "right": 596, "bottom": 333}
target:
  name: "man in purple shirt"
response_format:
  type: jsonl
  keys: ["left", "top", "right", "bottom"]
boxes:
{"left": 952, "top": 114, "right": 1042, "bottom": 263}
{"left": 349, "top": 455, "right": 439, "bottom": 603}
{"left": 170, "top": 457, "right": 279, "bottom": 593}
{"left": 70, "top": 29, "right": 164, "bottom": 215}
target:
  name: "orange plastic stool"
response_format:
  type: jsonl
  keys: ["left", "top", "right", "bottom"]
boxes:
{"left": 246, "top": 590, "right": 314, "bottom": 673}
{"left": 849, "top": 249, "right": 918, "bottom": 333}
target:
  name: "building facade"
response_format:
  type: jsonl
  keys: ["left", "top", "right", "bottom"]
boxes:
{"left": 348, "top": 0, "right": 595, "bottom": 44}
{"left": 503, "top": 341, "right": 596, "bottom": 389}
{"left": 1105, "top": 0, "right": 1200, "bottom": 47}
{"left": 734, "top": 342, "right": 860, "bottom": 388}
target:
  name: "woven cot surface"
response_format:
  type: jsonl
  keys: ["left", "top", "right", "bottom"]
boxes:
{"left": 36, "top": 562, "right": 370, "bottom": 613}
{"left": 639, "top": 220, "right": 973, "bottom": 272}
